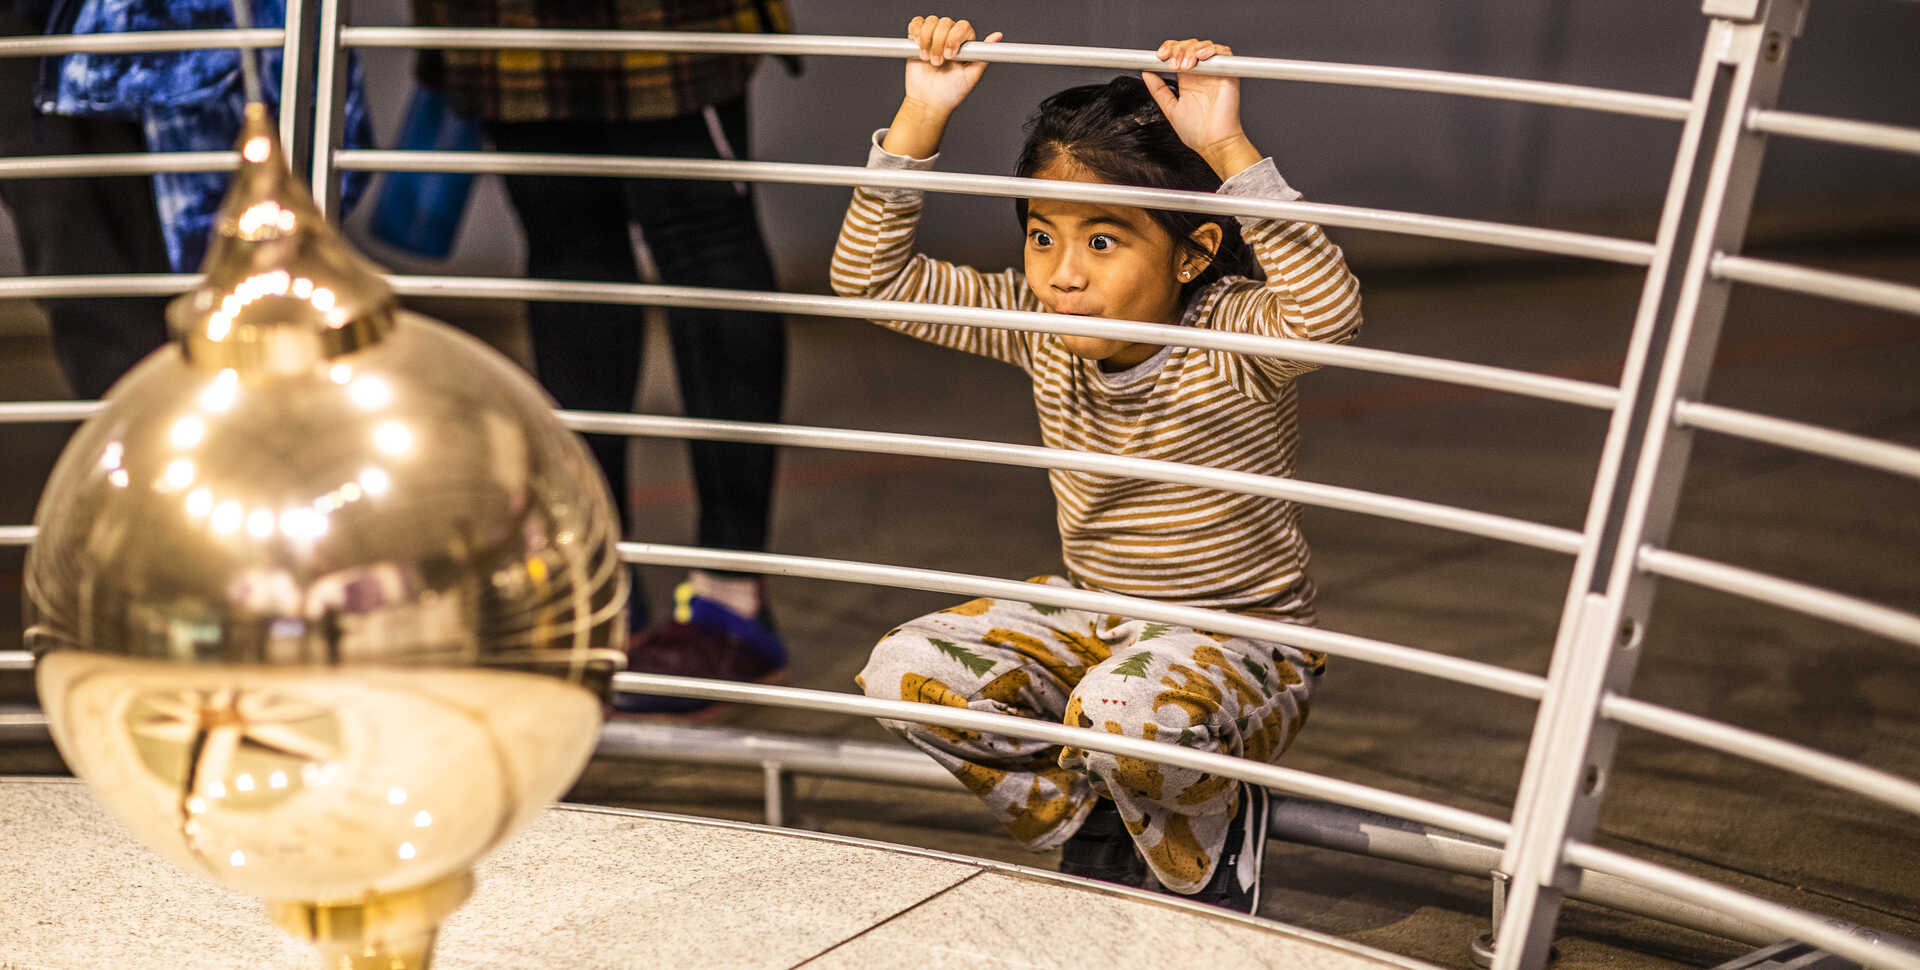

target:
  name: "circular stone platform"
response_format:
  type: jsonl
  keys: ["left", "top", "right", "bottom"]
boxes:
{"left": 2, "top": 777, "right": 1440, "bottom": 969}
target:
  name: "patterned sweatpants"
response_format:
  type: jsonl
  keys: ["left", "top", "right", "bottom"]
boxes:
{"left": 856, "top": 576, "right": 1321, "bottom": 894}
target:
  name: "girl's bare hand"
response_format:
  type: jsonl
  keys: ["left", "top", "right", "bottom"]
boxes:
{"left": 1142, "top": 39, "right": 1258, "bottom": 176}
{"left": 903, "top": 16, "right": 1004, "bottom": 119}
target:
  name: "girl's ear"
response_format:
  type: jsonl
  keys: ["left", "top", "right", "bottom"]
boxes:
{"left": 1182, "top": 222, "right": 1225, "bottom": 278}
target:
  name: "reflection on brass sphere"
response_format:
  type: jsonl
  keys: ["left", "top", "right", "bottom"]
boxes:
{"left": 24, "top": 104, "right": 626, "bottom": 969}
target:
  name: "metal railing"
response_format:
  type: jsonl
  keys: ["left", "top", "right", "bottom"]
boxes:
{"left": 2, "top": 3, "right": 1917, "bottom": 969}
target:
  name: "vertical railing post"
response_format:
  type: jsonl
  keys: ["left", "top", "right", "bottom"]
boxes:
{"left": 277, "top": 0, "right": 316, "bottom": 184}
{"left": 306, "top": 0, "right": 348, "bottom": 216}
{"left": 1490, "top": 2, "right": 1806, "bottom": 968}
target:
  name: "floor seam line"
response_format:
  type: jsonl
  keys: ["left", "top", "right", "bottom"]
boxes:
{"left": 782, "top": 868, "right": 989, "bottom": 969}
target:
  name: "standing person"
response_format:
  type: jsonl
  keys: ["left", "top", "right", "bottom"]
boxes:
{"left": 410, "top": 0, "right": 794, "bottom": 714}
{"left": 1, "top": 0, "right": 171, "bottom": 400}
{"left": 38, "top": 0, "right": 375, "bottom": 275}
{"left": 837, "top": 18, "right": 1363, "bottom": 912}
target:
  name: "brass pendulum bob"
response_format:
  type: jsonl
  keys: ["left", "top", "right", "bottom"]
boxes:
{"left": 28, "top": 82, "right": 625, "bottom": 970}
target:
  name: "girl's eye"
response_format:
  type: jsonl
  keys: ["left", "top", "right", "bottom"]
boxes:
{"left": 1089, "top": 234, "right": 1118, "bottom": 252}
{"left": 1028, "top": 229, "right": 1054, "bottom": 247}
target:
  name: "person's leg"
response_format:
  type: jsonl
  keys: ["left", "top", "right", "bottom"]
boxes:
{"left": 485, "top": 121, "right": 648, "bottom": 530}
{"left": 1057, "top": 618, "right": 1318, "bottom": 905}
{"left": 608, "top": 102, "right": 787, "bottom": 713}
{"left": 858, "top": 578, "right": 1115, "bottom": 850}
{"left": 0, "top": 32, "right": 171, "bottom": 399}
{"left": 615, "top": 99, "right": 785, "bottom": 564}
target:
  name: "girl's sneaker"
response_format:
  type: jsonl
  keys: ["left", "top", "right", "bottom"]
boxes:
{"left": 1182, "top": 781, "right": 1270, "bottom": 914}
{"left": 613, "top": 582, "right": 788, "bottom": 717}
{"left": 1058, "top": 798, "right": 1149, "bottom": 888}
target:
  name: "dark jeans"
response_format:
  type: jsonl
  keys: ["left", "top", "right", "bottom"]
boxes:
{"left": 0, "top": 6, "right": 172, "bottom": 400}
{"left": 487, "top": 99, "right": 786, "bottom": 555}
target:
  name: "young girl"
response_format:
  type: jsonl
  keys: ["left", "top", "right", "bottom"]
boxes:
{"left": 835, "top": 16, "right": 1363, "bottom": 912}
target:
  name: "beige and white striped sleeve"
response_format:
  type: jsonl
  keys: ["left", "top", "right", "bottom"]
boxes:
{"left": 829, "top": 131, "right": 1034, "bottom": 372}
{"left": 1204, "top": 158, "right": 1364, "bottom": 393}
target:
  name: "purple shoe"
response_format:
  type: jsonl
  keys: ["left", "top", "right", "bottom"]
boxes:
{"left": 614, "top": 582, "right": 787, "bottom": 717}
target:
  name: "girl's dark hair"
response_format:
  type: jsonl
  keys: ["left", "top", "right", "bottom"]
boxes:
{"left": 1014, "top": 76, "right": 1260, "bottom": 299}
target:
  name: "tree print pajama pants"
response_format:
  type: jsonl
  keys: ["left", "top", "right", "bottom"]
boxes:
{"left": 856, "top": 576, "right": 1321, "bottom": 894}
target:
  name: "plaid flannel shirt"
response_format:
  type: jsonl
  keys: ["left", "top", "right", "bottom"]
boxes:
{"left": 39, "top": 0, "right": 373, "bottom": 273}
{"left": 411, "top": 0, "right": 793, "bottom": 123}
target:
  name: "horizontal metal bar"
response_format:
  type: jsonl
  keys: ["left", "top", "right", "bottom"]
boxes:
{"left": 0, "top": 153, "right": 239, "bottom": 180}
{"left": 1266, "top": 796, "right": 1785, "bottom": 948}
{"left": 1713, "top": 253, "right": 1920, "bottom": 317}
{"left": 1603, "top": 693, "right": 1920, "bottom": 818}
{"left": 1638, "top": 546, "right": 1920, "bottom": 649}
{"left": 340, "top": 29, "right": 1690, "bottom": 121}
{"left": 613, "top": 540, "right": 1548, "bottom": 702}
{"left": 345, "top": 150, "right": 1656, "bottom": 266}
{"left": 0, "top": 533, "right": 1548, "bottom": 701}
{"left": 1674, "top": 400, "right": 1920, "bottom": 482}
{"left": 0, "top": 275, "right": 196, "bottom": 299}
{"left": 0, "top": 402, "right": 104, "bottom": 424}
{"left": 0, "top": 398, "right": 1589, "bottom": 550}
{"left": 390, "top": 276, "right": 1622, "bottom": 409}
{"left": 0, "top": 707, "right": 49, "bottom": 744}
{"left": 0, "top": 651, "right": 28, "bottom": 672}
{"left": 1564, "top": 841, "right": 1920, "bottom": 970}
{"left": 558, "top": 411, "right": 1584, "bottom": 555}
{"left": 0, "top": 28, "right": 284, "bottom": 58}
{"left": 0, "top": 269, "right": 1624, "bottom": 409}
{"left": 610, "top": 670, "right": 1513, "bottom": 845}
{"left": 597, "top": 719, "right": 956, "bottom": 788}
{"left": 1747, "top": 108, "right": 1920, "bottom": 159}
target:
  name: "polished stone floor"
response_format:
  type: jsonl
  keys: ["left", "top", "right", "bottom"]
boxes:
{"left": 6, "top": 777, "right": 1434, "bottom": 970}
{"left": 3, "top": 243, "right": 1917, "bottom": 969}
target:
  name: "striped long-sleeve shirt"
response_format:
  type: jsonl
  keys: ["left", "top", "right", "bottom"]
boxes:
{"left": 831, "top": 134, "right": 1363, "bottom": 619}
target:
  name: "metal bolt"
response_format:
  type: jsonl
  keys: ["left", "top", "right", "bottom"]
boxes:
{"left": 1617, "top": 620, "right": 1640, "bottom": 650}
{"left": 1582, "top": 765, "right": 1603, "bottom": 795}
{"left": 1764, "top": 31, "right": 1784, "bottom": 62}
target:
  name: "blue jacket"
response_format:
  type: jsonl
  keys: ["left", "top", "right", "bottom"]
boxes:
{"left": 39, "top": 0, "right": 374, "bottom": 272}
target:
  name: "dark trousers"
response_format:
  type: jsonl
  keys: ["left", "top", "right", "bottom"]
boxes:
{"left": 0, "top": 6, "right": 172, "bottom": 400}
{"left": 487, "top": 99, "right": 785, "bottom": 555}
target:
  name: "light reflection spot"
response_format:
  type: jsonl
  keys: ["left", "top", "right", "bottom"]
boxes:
{"left": 212, "top": 501, "right": 243, "bottom": 536}
{"left": 348, "top": 376, "right": 392, "bottom": 410}
{"left": 163, "top": 458, "right": 196, "bottom": 490}
{"left": 398, "top": 842, "right": 417, "bottom": 861}
{"left": 372, "top": 421, "right": 412, "bottom": 457}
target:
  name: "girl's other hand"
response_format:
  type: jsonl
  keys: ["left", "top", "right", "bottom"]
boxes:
{"left": 1143, "top": 39, "right": 1260, "bottom": 178}
{"left": 903, "top": 16, "right": 1003, "bottom": 119}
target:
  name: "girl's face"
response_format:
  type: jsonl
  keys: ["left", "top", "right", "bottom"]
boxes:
{"left": 1024, "top": 158, "right": 1195, "bottom": 368}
